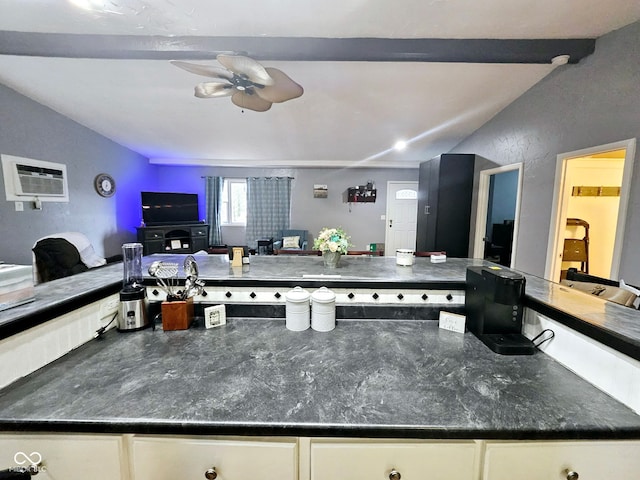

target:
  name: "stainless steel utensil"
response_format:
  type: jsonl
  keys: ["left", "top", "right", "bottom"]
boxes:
{"left": 154, "top": 261, "right": 179, "bottom": 297}
{"left": 183, "top": 255, "right": 198, "bottom": 278}
{"left": 148, "top": 261, "right": 171, "bottom": 295}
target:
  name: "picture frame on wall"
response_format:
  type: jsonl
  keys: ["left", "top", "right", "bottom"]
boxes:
{"left": 313, "top": 184, "right": 328, "bottom": 198}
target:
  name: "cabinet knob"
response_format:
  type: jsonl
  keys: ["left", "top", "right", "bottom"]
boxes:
{"left": 205, "top": 467, "right": 217, "bottom": 479}
{"left": 389, "top": 469, "right": 401, "bottom": 480}
{"left": 564, "top": 469, "right": 579, "bottom": 480}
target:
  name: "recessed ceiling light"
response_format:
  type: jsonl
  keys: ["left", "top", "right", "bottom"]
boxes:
{"left": 394, "top": 140, "right": 407, "bottom": 151}
{"left": 551, "top": 55, "right": 570, "bottom": 66}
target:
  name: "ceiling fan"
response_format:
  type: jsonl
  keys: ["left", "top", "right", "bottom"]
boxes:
{"left": 171, "top": 54, "right": 303, "bottom": 112}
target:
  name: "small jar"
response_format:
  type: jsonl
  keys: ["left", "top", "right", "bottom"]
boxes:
{"left": 396, "top": 249, "right": 415, "bottom": 266}
{"left": 285, "top": 286, "right": 310, "bottom": 331}
{"left": 311, "top": 286, "right": 336, "bottom": 332}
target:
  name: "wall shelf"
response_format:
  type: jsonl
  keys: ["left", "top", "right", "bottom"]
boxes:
{"left": 344, "top": 186, "right": 377, "bottom": 203}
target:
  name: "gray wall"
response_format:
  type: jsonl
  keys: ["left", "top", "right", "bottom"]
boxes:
{"left": 450, "top": 20, "right": 640, "bottom": 283}
{"left": 0, "top": 83, "right": 157, "bottom": 265}
{"left": 153, "top": 165, "right": 418, "bottom": 250}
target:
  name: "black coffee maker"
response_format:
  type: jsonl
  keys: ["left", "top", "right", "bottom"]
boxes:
{"left": 465, "top": 266, "right": 535, "bottom": 355}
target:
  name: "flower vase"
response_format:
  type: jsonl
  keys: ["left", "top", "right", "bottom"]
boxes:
{"left": 322, "top": 251, "right": 342, "bottom": 268}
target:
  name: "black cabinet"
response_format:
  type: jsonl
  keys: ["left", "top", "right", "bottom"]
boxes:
{"left": 416, "top": 154, "right": 475, "bottom": 257}
{"left": 137, "top": 224, "right": 209, "bottom": 255}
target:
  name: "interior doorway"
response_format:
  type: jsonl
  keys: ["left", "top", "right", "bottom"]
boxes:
{"left": 384, "top": 181, "right": 418, "bottom": 255}
{"left": 545, "top": 139, "right": 636, "bottom": 282}
{"left": 473, "top": 163, "right": 523, "bottom": 268}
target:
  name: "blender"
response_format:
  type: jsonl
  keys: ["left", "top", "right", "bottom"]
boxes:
{"left": 118, "top": 242, "right": 150, "bottom": 331}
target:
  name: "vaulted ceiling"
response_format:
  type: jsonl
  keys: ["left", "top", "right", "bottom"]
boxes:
{"left": 1, "top": 0, "right": 639, "bottom": 168}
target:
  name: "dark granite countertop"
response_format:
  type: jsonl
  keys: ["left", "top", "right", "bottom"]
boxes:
{"left": 522, "top": 273, "right": 640, "bottom": 360}
{"left": 142, "top": 254, "right": 485, "bottom": 288}
{"left": 0, "top": 318, "right": 639, "bottom": 439}
{"left": 0, "top": 263, "right": 123, "bottom": 339}
{"left": 2, "top": 255, "right": 639, "bottom": 359}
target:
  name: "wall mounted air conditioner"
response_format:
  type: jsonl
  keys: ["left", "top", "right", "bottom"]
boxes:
{"left": 1, "top": 154, "right": 69, "bottom": 202}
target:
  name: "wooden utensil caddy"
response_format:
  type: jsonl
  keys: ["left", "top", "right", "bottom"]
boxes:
{"left": 161, "top": 297, "right": 194, "bottom": 330}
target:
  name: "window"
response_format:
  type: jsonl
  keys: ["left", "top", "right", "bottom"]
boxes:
{"left": 221, "top": 178, "right": 247, "bottom": 225}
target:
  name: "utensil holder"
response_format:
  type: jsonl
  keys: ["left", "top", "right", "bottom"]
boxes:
{"left": 161, "top": 297, "right": 194, "bottom": 330}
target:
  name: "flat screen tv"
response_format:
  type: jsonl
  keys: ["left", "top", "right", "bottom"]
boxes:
{"left": 141, "top": 192, "right": 199, "bottom": 226}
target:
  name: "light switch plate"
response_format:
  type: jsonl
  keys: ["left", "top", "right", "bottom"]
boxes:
{"left": 204, "top": 305, "right": 226, "bottom": 329}
{"left": 439, "top": 311, "right": 466, "bottom": 333}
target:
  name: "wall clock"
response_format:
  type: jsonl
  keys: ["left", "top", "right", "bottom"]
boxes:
{"left": 94, "top": 173, "right": 116, "bottom": 197}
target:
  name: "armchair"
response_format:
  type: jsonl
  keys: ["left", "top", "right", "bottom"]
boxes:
{"left": 32, "top": 232, "right": 108, "bottom": 284}
{"left": 273, "top": 229, "right": 308, "bottom": 250}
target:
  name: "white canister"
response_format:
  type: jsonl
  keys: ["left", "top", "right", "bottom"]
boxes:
{"left": 311, "top": 286, "right": 336, "bottom": 332}
{"left": 285, "top": 286, "right": 310, "bottom": 331}
{"left": 396, "top": 249, "right": 415, "bottom": 266}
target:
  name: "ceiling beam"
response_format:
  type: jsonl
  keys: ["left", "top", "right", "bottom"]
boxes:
{"left": 0, "top": 31, "right": 595, "bottom": 64}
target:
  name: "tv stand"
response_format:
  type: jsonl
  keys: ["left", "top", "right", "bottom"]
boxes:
{"left": 137, "top": 224, "right": 209, "bottom": 255}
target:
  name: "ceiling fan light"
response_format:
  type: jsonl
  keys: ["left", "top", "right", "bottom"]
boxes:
{"left": 217, "top": 54, "right": 274, "bottom": 86}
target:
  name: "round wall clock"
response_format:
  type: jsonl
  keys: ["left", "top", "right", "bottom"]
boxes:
{"left": 94, "top": 173, "right": 116, "bottom": 197}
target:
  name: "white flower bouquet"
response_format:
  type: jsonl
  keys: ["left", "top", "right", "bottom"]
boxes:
{"left": 313, "top": 227, "right": 351, "bottom": 254}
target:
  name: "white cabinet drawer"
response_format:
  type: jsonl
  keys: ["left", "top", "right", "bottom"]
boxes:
{"left": 0, "top": 434, "right": 126, "bottom": 479}
{"left": 130, "top": 436, "right": 298, "bottom": 480}
{"left": 310, "top": 439, "right": 479, "bottom": 480}
{"left": 483, "top": 441, "right": 640, "bottom": 479}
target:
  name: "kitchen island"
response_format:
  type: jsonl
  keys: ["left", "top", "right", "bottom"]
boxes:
{"left": 0, "top": 317, "right": 639, "bottom": 439}
{"left": 1, "top": 255, "right": 640, "bottom": 478}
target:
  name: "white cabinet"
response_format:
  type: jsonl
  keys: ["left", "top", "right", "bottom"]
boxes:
{"left": 129, "top": 435, "right": 298, "bottom": 480}
{"left": 483, "top": 440, "right": 640, "bottom": 479}
{"left": 0, "top": 433, "right": 127, "bottom": 479}
{"left": 310, "top": 438, "right": 480, "bottom": 480}
{"left": 2, "top": 433, "right": 639, "bottom": 480}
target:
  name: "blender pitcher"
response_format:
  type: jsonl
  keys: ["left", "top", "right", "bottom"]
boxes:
{"left": 118, "top": 243, "right": 150, "bottom": 331}
{"left": 122, "top": 242, "right": 144, "bottom": 290}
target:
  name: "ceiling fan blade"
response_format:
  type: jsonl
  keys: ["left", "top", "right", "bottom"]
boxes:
{"left": 231, "top": 91, "right": 272, "bottom": 112}
{"left": 171, "top": 60, "right": 233, "bottom": 81}
{"left": 256, "top": 68, "right": 304, "bottom": 103}
{"left": 217, "top": 54, "right": 274, "bottom": 86}
{"left": 194, "top": 82, "right": 234, "bottom": 98}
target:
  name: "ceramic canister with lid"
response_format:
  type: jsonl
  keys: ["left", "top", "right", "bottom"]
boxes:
{"left": 396, "top": 249, "right": 415, "bottom": 266}
{"left": 311, "top": 286, "right": 336, "bottom": 332}
{"left": 285, "top": 286, "right": 310, "bottom": 331}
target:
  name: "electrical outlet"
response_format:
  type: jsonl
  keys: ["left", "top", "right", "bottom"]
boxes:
{"left": 204, "top": 305, "right": 226, "bottom": 329}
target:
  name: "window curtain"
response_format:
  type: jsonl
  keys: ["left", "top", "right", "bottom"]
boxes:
{"left": 246, "top": 177, "right": 292, "bottom": 248}
{"left": 204, "top": 176, "right": 224, "bottom": 246}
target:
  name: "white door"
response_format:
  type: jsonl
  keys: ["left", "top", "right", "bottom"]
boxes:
{"left": 384, "top": 181, "right": 418, "bottom": 255}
